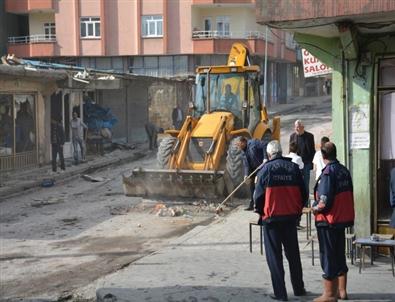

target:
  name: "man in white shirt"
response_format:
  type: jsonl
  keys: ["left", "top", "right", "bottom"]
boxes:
{"left": 71, "top": 111, "right": 88, "bottom": 164}
{"left": 286, "top": 142, "right": 304, "bottom": 170}
{"left": 313, "top": 136, "right": 330, "bottom": 180}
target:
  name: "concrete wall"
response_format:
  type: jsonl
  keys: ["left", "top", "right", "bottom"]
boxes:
{"left": 98, "top": 77, "right": 192, "bottom": 144}
{"left": 192, "top": 6, "right": 257, "bottom": 33}
{"left": 257, "top": 0, "right": 395, "bottom": 24}
{"left": 0, "top": 0, "right": 23, "bottom": 56}
{"left": 148, "top": 80, "right": 192, "bottom": 130}
{"left": 28, "top": 12, "right": 54, "bottom": 36}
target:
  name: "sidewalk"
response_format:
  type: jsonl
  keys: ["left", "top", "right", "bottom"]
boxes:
{"left": 90, "top": 207, "right": 394, "bottom": 302}
{"left": 267, "top": 95, "right": 331, "bottom": 117}
{"left": 0, "top": 147, "right": 145, "bottom": 201}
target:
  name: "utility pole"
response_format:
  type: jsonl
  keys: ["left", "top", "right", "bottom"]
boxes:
{"left": 263, "top": 25, "right": 268, "bottom": 106}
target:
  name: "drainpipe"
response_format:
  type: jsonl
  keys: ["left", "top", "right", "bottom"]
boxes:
{"left": 342, "top": 52, "right": 350, "bottom": 169}
{"left": 263, "top": 25, "right": 268, "bottom": 107}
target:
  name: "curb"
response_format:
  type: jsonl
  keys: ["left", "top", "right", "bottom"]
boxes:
{"left": 0, "top": 150, "right": 146, "bottom": 202}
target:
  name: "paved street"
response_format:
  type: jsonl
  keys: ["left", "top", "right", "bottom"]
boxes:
{"left": 92, "top": 208, "right": 395, "bottom": 302}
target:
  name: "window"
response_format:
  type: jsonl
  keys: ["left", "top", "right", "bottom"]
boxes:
{"left": 80, "top": 17, "right": 100, "bottom": 38}
{"left": 43, "top": 23, "right": 55, "bottom": 40}
{"left": 142, "top": 15, "right": 163, "bottom": 37}
{"left": 216, "top": 16, "right": 230, "bottom": 37}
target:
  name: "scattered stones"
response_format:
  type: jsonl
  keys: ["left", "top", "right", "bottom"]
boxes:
{"left": 31, "top": 197, "right": 65, "bottom": 207}
{"left": 109, "top": 206, "right": 131, "bottom": 215}
{"left": 81, "top": 174, "right": 107, "bottom": 182}
{"left": 61, "top": 217, "right": 79, "bottom": 226}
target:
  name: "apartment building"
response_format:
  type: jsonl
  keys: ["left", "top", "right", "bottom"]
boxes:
{"left": 3, "top": 0, "right": 301, "bottom": 104}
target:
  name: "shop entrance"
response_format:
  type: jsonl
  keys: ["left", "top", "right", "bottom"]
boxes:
{"left": 376, "top": 58, "right": 395, "bottom": 235}
{"left": 51, "top": 91, "right": 83, "bottom": 159}
{"left": 0, "top": 93, "right": 37, "bottom": 170}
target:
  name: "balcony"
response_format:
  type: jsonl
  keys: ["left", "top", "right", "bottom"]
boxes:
{"left": 192, "top": 30, "right": 272, "bottom": 41}
{"left": 193, "top": 0, "right": 255, "bottom": 5}
{"left": 192, "top": 30, "right": 274, "bottom": 56}
{"left": 8, "top": 35, "right": 56, "bottom": 58}
{"left": 5, "top": 0, "right": 54, "bottom": 13}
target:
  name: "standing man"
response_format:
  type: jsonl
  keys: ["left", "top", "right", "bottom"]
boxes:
{"left": 236, "top": 136, "right": 268, "bottom": 211}
{"left": 285, "top": 142, "right": 304, "bottom": 170}
{"left": 312, "top": 142, "right": 354, "bottom": 302}
{"left": 71, "top": 111, "right": 87, "bottom": 164}
{"left": 172, "top": 103, "right": 184, "bottom": 130}
{"left": 254, "top": 140, "right": 307, "bottom": 301}
{"left": 289, "top": 120, "right": 315, "bottom": 206}
{"left": 50, "top": 118, "right": 65, "bottom": 173}
{"left": 145, "top": 121, "right": 164, "bottom": 151}
{"left": 389, "top": 167, "right": 395, "bottom": 228}
{"left": 313, "top": 136, "right": 330, "bottom": 181}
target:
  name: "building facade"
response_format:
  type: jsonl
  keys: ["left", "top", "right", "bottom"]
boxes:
{"left": 257, "top": 0, "right": 395, "bottom": 237}
{"left": 4, "top": 0, "right": 300, "bottom": 104}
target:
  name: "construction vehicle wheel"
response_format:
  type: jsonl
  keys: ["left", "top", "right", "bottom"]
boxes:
{"left": 157, "top": 136, "right": 177, "bottom": 168}
{"left": 226, "top": 138, "right": 249, "bottom": 198}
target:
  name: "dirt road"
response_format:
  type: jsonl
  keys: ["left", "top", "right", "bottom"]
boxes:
{"left": 0, "top": 154, "right": 225, "bottom": 301}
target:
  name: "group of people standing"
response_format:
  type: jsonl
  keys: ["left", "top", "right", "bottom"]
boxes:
{"left": 237, "top": 120, "right": 355, "bottom": 302}
{"left": 50, "top": 112, "right": 87, "bottom": 173}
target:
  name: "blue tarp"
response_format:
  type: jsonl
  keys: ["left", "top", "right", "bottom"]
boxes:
{"left": 83, "top": 99, "right": 117, "bottom": 131}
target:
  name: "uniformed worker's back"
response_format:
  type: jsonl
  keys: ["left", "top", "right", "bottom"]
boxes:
{"left": 256, "top": 156, "right": 306, "bottom": 222}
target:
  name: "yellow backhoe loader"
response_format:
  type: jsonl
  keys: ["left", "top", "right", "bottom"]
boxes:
{"left": 123, "top": 43, "right": 280, "bottom": 199}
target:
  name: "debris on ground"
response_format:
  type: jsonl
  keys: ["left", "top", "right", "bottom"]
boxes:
{"left": 191, "top": 200, "right": 217, "bottom": 212}
{"left": 61, "top": 217, "right": 79, "bottom": 226}
{"left": 109, "top": 206, "right": 131, "bottom": 215}
{"left": 112, "top": 142, "right": 136, "bottom": 150}
{"left": 81, "top": 174, "right": 107, "bottom": 182}
{"left": 151, "top": 203, "right": 185, "bottom": 217}
{"left": 41, "top": 178, "right": 55, "bottom": 188}
{"left": 30, "top": 197, "right": 65, "bottom": 207}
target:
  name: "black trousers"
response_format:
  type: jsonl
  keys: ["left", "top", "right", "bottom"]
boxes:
{"left": 317, "top": 226, "right": 348, "bottom": 280}
{"left": 51, "top": 143, "right": 65, "bottom": 172}
{"left": 145, "top": 124, "right": 158, "bottom": 150}
{"left": 263, "top": 220, "right": 305, "bottom": 299}
{"left": 248, "top": 171, "right": 257, "bottom": 208}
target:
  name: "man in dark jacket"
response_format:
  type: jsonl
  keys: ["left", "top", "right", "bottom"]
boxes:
{"left": 236, "top": 136, "right": 268, "bottom": 211}
{"left": 312, "top": 142, "right": 354, "bottom": 302}
{"left": 254, "top": 140, "right": 307, "bottom": 301}
{"left": 145, "top": 121, "right": 164, "bottom": 150}
{"left": 289, "top": 120, "right": 315, "bottom": 206}
{"left": 172, "top": 104, "right": 184, "bottom": 130}
{"left": 51, "top": 118, "right": 65, "bottom": 173}
{"left": 389, "top": 167, "right": 395, "bottom": 228}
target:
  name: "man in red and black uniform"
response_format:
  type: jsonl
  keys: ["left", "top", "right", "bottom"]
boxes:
{"left": 312, "top": 142, "right": 354, "bottom": 302}
{"left": 254, "top": 140, "right": 307, "bottom": 301}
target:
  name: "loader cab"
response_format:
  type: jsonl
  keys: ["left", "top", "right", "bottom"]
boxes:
{"left": 194, "top": 66, "right": 261, "bottom": 130}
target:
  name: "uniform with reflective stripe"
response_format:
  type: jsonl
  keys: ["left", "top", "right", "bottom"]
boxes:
{"left": 254, "top": 156, "right": 306, "bottom": 223}
{"left": 313, "top": 160, "right": 355, "bottom": 228}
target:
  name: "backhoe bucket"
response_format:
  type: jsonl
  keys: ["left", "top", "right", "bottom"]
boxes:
{"left": 122, "top": 168, "right": 226, "bottom": 199}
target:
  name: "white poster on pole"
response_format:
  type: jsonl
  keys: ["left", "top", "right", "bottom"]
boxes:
{"left": 349, "top": 104, "right": 370, "bottom": 149}
{"left": 302, "top": 49, "right": 332, "bottom": 78}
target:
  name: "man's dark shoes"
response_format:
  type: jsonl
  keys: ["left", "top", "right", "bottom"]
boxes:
{"left": 270, "top": 295, "right": 288, "bottom": 301}
{"left": 244, "top": 206, "right": 253, "bottom": 211}
{"left": 294, "top": 288, "right": 307, "bottom": 296}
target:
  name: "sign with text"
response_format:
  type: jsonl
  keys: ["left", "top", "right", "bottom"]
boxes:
{"left": 302, "top": 49, "right": 332, "bottom": 78}
{"left": 349, "top": 104, "right": 370, "bottom": 149}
